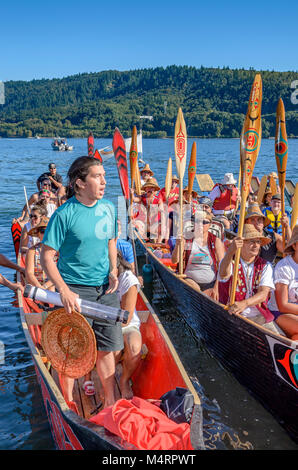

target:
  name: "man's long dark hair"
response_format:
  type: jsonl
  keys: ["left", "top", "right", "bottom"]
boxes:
{"left": 66, "top": 156, "right": 102, "bottom": 199}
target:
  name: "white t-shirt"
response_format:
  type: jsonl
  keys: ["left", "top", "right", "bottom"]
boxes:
{"left": 218, "top": 258, "right": 274, "bottom": 318}
{"left": 46, "top": 203, "right": 57, "bottom": 217}
{"left": 117, "top": 270, "right": 141, "bottom": 330}
{"left": 268, "top": 255, "right": 298, "bottom": 311}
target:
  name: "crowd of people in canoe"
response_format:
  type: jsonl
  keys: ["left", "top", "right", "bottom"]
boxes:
{"left": 0, "top": 155, "right": 297, "bottom": 412}
{"left": 130, "top": 163, "right": 298, "bottom": 342}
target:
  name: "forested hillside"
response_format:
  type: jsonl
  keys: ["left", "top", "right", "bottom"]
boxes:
{"left": 1, "top": 65, "right": 298, "bottom": 138}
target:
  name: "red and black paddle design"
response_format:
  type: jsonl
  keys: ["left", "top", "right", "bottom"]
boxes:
{"left": 112, "top": 128, "right": 130, "bottom": 202}
{"left": 93, "top": 149, "right": 103, "bottom": 163}
{"left": 87, "top": 132, "right": 94, "bottom": 157}
{"left": 11, "top": 221, "right": 22, "bottom": 258}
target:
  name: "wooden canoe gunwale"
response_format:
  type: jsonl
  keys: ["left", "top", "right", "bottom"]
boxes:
{"left": 134, "top": 231, "right": 298, "bottom": 444}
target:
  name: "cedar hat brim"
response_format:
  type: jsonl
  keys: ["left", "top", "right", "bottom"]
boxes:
{"left": 41, "top": 308, "right": 97, "bottom": 379}
{"left": 242, "top": 224, "right": 271, "bottom": 247}
{"left": 284, "top": 225, "right": 298, "bottom": 254}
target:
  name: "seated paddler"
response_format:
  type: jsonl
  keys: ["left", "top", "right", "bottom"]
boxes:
{"left": 171, "top": 210, "right": 225, "bottom": 301}
{"left": 218, "top": 224, "right": 281, "bottom": 334}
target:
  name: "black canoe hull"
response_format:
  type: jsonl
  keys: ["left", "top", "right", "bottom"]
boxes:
{"left": 137, "top": 237, "right": 298, "bottom": 443}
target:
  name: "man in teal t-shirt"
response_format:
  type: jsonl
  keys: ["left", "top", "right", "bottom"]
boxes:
{"left": 41, "top": 156, "right": 121, "bottom": 410}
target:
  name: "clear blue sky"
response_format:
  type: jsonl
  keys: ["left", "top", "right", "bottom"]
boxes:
{"left": 1, "top": 0, "right": 297, "bottom": 82}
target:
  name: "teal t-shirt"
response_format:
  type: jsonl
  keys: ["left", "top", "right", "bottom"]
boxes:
{"left": 42, "top": 196, "right": 118, "bottom": 286}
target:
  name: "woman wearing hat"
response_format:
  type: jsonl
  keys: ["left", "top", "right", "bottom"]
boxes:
{"left": 218, "top": 224, "right": 281, "bottom": 333}
{"left": 19, "top": 204, "right": 47, "bottom": 254}
{"left": 244, "top": 203, "right": 289, "bottom": 264}
{"left": 171, "top": 211, "right": 225, "bottom": 300}
{"left": 268, "top": 225, "right": 298, "bottom": 340}
{"left": 159, "top": 175, "right": 179, "bottom": 207}
{"left": 132, "top": 178, "right": 165, "bottom": 242}
{"left": 25, "top": 217, "right": 55, "bottom": 290}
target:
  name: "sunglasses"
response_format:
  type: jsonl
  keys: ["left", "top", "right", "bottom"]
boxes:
{"left": 30, "top": 215, "right": 39, "bottom": 219}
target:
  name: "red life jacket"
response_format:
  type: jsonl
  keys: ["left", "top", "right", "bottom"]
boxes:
{"left": 218, "top": 256, "right": 274, "bottom": 323}
{"left": 184, "top": 232, "right": 218, "bottom": 274}
{"left": 160, "top": 187, "right": 179, "bottom": 207}
{"left": 212, "top": 184, "right": 238, "bottom": 211}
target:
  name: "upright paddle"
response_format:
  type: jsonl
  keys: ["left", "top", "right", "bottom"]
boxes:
{"left": 174, "top": 108, "right": 187, "bottom": 276}
{"left": 275, "top": 98, "right": 288, "bottom": 251}
{"left": 188, "top": 142, "right": 196, "bottom": 195}
{"left": 129, "top": 126, "right": 140, "bottom": 194}
{"left": 165, "top": 157, "right": 173, "bottom": 200}
{"left": 113, "top": 127, "right": 139, "bottom": 276}
{"left": 87, "top": 132, "right": 94, "bottom": 157}
{"left": 291, "top": 183, "right": 298, "bottom": 230}
{"left": 94, "top": 149, "right": 103, "bottom": 163}
{"left": 230, "top": 74, "right": 263, "bottom": 305}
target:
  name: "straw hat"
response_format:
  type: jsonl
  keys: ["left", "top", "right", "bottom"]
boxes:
{"left": 284, "top": 225, "right": 298, "bottom": 254}
{"left": 41, "top": 308, "right": 97, "bottom": 379}
{"left": 245, "top": 204, "right": 270, "bottom": 227}
{"left": 28, "top": 217, "right": 49, "bottom": 236}
{"left": 172, "top": 174, "right": 179, "bottom": 182}
{"left": 242, "top": 224, "right": 271, "bottom": 246}
{"left": 221, "top": 173, "right": 237, "bottom": 185}
{"left": 141, "top": 177, "right": 160, "bottom": 191}
{"left": 140, "top": 163, "right": 154, "bottom": 176}
{"left": 183, "top": 187, "right": 198, "bottom": 198}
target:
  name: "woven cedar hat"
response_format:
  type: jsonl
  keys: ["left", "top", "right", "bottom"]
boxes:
{"left": 183, "top": 187, "right": 198, "bottom": 198}
{"left": 28, "top": 217, "right": 49, "bottom": 236}
{"left": 140, "top": 163, "right": 154, "bottom": 176}
{"left": 242, "top": 224, "right": 271, "bottom": 247}
{"left": 172, "top": 174, "right": 179, "bottom": 182}
{"left": 141, "top": 177, "right": 160, "bottom": 191}
{"left": 284, "top": 225, "right": 298, "bottom": 254}
{"left": 245, "top": 203, "right": 270, "bottom": 227}
{"left": 41, "top": 308, "right": 97, "bottom": 379}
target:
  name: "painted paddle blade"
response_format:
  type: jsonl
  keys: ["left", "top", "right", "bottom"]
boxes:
{"left": 134, "top": 161, "right": 142, "bottom": 196}
{"left": 94, "top": 149, "right": 103, "bottom": 163}
{"left": 275, "top": 98, "right": 288, "bottom": 199}
{"left": 112, "top": 128, "right": 130, "bottom": 201}
{"left": 188, "top": 142, "right": 197, "bottom": 194}
{"left": 291, "top": 183, "right": 298, "bottom": 230}
{"left": 87, "top": 132, "right": 94, "bottom": 157}
{"left": 174, "top": 108, "right": 187, "bottom": 180}
{"left": 129, "top": 126, "right": 138, "bottom": 189}
{"left": 11, "top": 221, "right": 22, "bottom": 258}
{"left": 240, "top": 74, "right": 263, "bottom": 197}
{"left": 165, "top": 158, "right": 172, "bottom": 200}
{"left": 230, "top": 74, "right": 263, "bottom": 305}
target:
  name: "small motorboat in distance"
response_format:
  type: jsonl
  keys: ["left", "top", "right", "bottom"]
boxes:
{"left": 52, "top": 138, "right": 73, "bottom": 151}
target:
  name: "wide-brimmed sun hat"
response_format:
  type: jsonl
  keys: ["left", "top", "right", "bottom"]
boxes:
{"left": 41, "top": 308, "right": 97, "bottom": 379}
{"left": 284, "top": 225, "right": 298, "bottom": 254}
{"left": 172, "top": 174, "right": 179, "bottom": 182}
{"left": 28, "top": 217, "right": 49, "bottom": 236}
{"left": 221, "top": 173, "right": 237, "bottom": 185}
{"left": 242, "top": 224, "right": 271, "bottom": 246}
{"left": 183, "top": 186, "right": 198, "bottom": 198}
{"left": 141, "top": 177, "right": 160, "bottom": 191}
{"left": 140, "top": 163, "right": 154, "bottom": 176}
{"left": 245, "top": 203, "right": 270, "bottom": 227}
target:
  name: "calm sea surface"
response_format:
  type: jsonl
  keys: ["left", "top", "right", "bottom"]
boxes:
{"left": 0, "top": 137, "right": 297, "bottom": 451}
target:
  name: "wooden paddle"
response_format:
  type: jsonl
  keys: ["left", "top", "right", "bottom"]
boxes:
{"left": 195, "top": 174, "right": 214, "bottom": 193}
{"left": 188, "top": 142, "right": 197, "bottom": 194}
{"left": 291, "top": 183, "right": 298, "bottom": 230}
{"left": 165, "top": 157, "right": 173, "bottom": 200}
{"left": 129, "top": 126, "right": 138, "bottom": 188}
{"left": 257, "top": 175, "right": 268, "bottom": 205}
{"left": 230, "top": 74, "right": 263, "bottom": 305}
{"left": 174, "top": 108, "right": 187, "bottom": 275}
{"left": 87, "top": 132, "right": 94, "bottom": 157}
{"left": 112, "top": 127, "right": 139, "bottom": 276}
{"left": 94, "top": 149, "right": 103, "bottom": 163}
{"left": 275, "top": 98, "right": 288, "bottom": 250}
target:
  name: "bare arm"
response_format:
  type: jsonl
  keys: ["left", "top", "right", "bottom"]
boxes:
{"left": 41, "top": 244, "right": 80, "bottom": 313}
{"left": 0, "top": 253, "right": 24, "bottom": 274}
{"left": 120, "top": 285, "right": 138, "bottom": 326}
{"left": 228, "top": 286, "right": 271, "bottom": 315}
{"left": 219, "top": 237, "right": 243, "bottom": 280}
{"left": 275, "top": 283, "right": 298, "bottom": 315}
{"left": 106, "top": 238, "right": 119, "bottom": 294}
{"left": 0, "top": 273, "right": 24, "bottom": 293}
